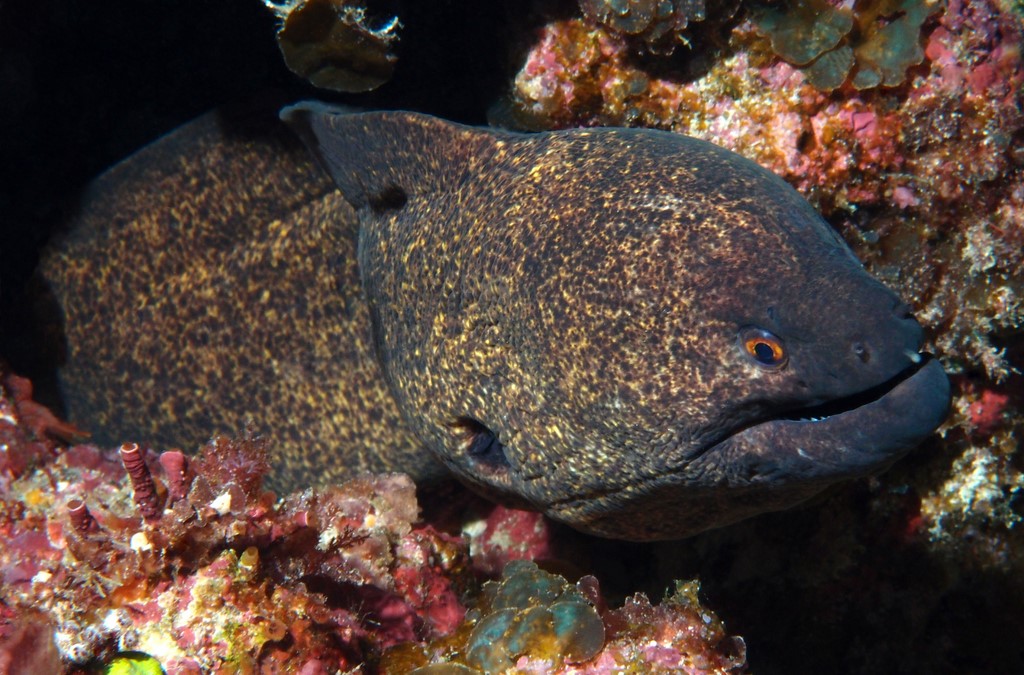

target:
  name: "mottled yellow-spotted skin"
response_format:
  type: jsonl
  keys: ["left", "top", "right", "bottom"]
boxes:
{"left": 40, "top": 105, "right": 949, "bottom": 540}
{"left": 284, "top": 105, "right": 947, "bottom": 539}
{"left": 38, "top": 108, "right": 437, "bottom": 489}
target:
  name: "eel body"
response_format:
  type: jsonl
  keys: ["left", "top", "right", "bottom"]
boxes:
{"left": 37, "top": 104, "right": 950, "bottom": 540}
{"left": 36, "top": 107, "right": 436, "bottom": 487}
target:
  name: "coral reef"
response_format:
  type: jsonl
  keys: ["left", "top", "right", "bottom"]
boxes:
{"left": 750, "top": 0, "right": 943, "bottom": 90}
{"left": 0, "top": 371, "right": 471, "bottom": 671}
{"left": 463, "top": 505, "right": 559, "bottom": 578}
{"left": 263, "top": 0, "right": 400, "bottom": 92}
{"left": 381, "top": 560, "right": 745, "bottom": 673}
{"left": 578, "top": 0, "right": 709, "bottom": 49}
{"left": 0, "top": 369, "right": 745, "bottom": 672}
{"left": 918, "top": 377, "right": 1023, "bottom": 568}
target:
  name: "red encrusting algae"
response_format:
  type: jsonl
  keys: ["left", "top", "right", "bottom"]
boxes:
{"left": 0, "top": 366, "right": 746, "bottom": 673}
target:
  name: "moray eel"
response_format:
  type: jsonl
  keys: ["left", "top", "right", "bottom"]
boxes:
{"left": 37, "top": 103, "right": 950, "bottom": 540}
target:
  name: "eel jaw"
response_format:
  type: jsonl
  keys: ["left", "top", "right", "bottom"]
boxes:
{"left": 707, "top": 355, "right": 950, "bottom": 484}
{"left": 550, "top": 356, "right": 950, "bottom": 541}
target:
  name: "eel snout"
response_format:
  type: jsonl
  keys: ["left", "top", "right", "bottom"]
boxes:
{"left": 722, "top": 355, "right": 950, "bottom": 479}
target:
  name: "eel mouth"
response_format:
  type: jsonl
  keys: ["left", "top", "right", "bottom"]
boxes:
{"left": 706, "top": 354, "right": 951, "bottom": 481}
{"left": 545, "top": 355, "right": 951, "bottom": 505}
{"left": 779, "top": 355, "right": 932, "bottom": 424}
{"left": 542, "top": 355, "right": 950, "bottom": 540}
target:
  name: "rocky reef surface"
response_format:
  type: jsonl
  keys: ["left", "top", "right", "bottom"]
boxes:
{"left": 0, "top": 370, "right": 745, "bottom": 673}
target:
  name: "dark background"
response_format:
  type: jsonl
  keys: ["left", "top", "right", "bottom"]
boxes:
{"left": 0, "top": 0, "right": 515, "bottom": 376}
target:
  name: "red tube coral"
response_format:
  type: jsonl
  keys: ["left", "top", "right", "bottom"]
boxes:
{"left": 158, "top": 450, "right": 192, "bottom": 504}
{"left": 119, "top": 443, "right": 164, "bottom": 520}
{"left": 65, "top": 499, "right": 98, "bottom": 534}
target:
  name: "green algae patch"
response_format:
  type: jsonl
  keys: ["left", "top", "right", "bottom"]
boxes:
{"left": 752, "top": 0, "right": 944, "bottom": 90}
{"left": 464, "top": 561, "right": 605, "bottom": 671}
{"left": 751, "top": 0, "right": 853, "bottom": 66}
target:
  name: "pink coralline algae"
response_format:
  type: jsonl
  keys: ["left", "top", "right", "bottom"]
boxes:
{"left": 0, "top": 370, "right": 745, "bottom": 672}
{"left": 505, "top": 16, "right": 910, "bottom": 207}
{"left": 463, "top": 505, "right": 557, "bottom": 578}
{"left": 967, "top": 389, "right": 1011, "bottom": 436}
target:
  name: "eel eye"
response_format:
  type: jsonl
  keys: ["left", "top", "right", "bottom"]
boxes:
{"left": 738, "top": 327, "right": 787, "bottom": 369}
